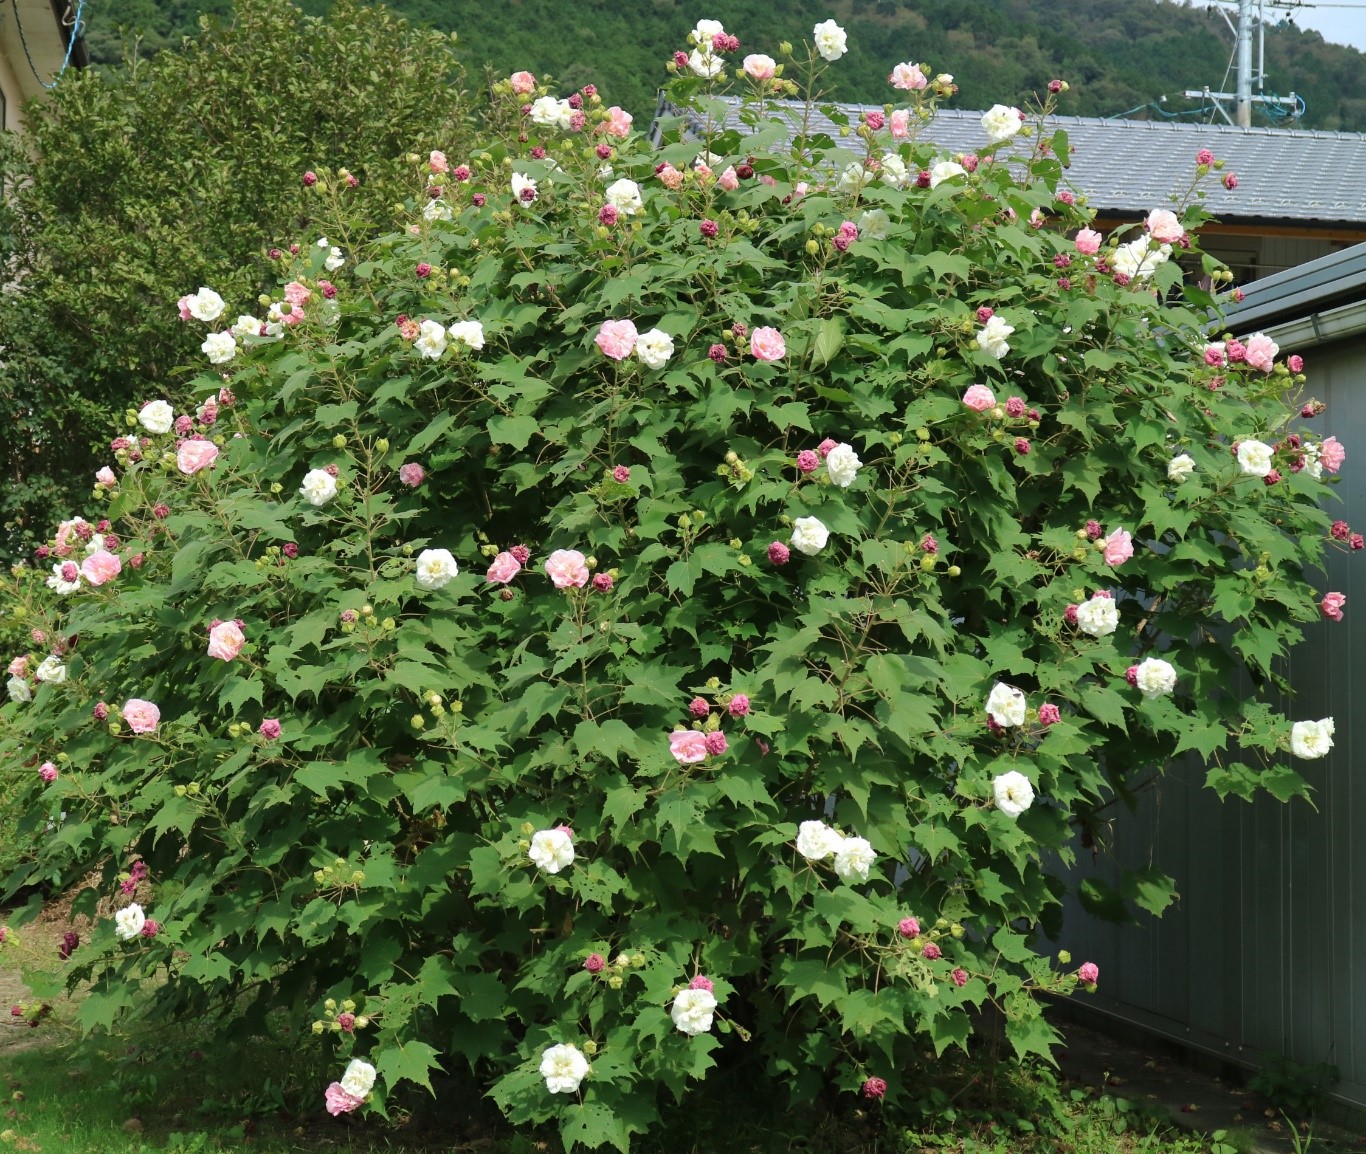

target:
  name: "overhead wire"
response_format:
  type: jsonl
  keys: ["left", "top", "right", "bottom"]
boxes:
{"left": 8, "top": 0, "right": 86, "bottom": 91}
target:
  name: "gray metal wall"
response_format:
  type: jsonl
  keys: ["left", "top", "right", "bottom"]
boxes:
{"left": 1058, "top": 332, "right": 1366, "bottom": 1105}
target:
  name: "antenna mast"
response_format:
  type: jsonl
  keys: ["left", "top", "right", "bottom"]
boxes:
{"left": 1183, "top": 0, "right": 1301, "bottom": 126}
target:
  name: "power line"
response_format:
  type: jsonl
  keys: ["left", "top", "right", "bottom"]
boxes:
{"left": 8, "top": 0, "right": 85, "bottom": 91}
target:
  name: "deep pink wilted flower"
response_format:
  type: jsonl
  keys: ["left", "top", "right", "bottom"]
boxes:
{"left": 976, "top": 306, "right": 994, "bottom": 324}
{"left": 898, "top": 917, "right": 920, "bottom": 939}
{"left": 1223, "top": 173, "right": 1238, "bottom": 190}
{"left": 1264, "top": 470, "right": 1282, "bottom": 486}
{"left": 416, "top": 263, "right": 432, "bottom": 278}
{"left": 951, "top": 968, "right": 969, "bottom": 987}
{"left": 688, "top": 974, "right": 714, "bottom": 992}
{"left": 920, "top": 534, "right": 938, "bottom": 554}
{"left": 862, "top": 1077, "right": 887, "bottom": 1099}
{"left": 1039, "top": 703, "right": 1061, "bottom": 726}
{"left": 921, "top": 942, "right": 942, "bottom": 960}
{"left": 728, "top": 694, "right": 750, "bottom": 717}
{"left": 703, "top": 731, "right": 728, "bottom": 756}
{"left": 612, "top": 465, "right": 630, "bottom": 483}
{"left": 337, "top": 1012, "right": 356, "bottom": 1032}
{"left": 1078, "top": 961, "right": 1099, "bottom": 984}
{"left": 1352, "top": 534, "right": 1364, "bottom": 551}
{"left": 302, "top": 171, "right": 318, "bottom": 187}
{"left": 1005, "top": 396, "right": 1025, "bottom": 417}
{"left": 1048, "top": 78, "right": 1064, "bottom": 94}
{"left": 816, "top": 438, "right": 837, "bottom": 458}
{"left": 93, "top": 702, "right": 109, "bottom": 721}
{"left": 1125, "top": 665, "right": 1140, "bottom": 686}
{"left": 768, "top": 541, "right": 790, "bottom": 565}
{"left": 1331, "top": 520, "right": 1350, "bottom": 540}
{"left": 1288, "top": 355, "right": 1304, "bottom": 373}
{"left": 1196, "top": 148, "right": 1215, "bottom": 166}
{"left": 584, "top": 953, "right": 606, "bottom": 973}
{"left": 1085, "top": 520, "right": 1103, "bottom": 540}
{"left": 708, "top": 344, "right": 728, "bottom": 363}
{"left": 259, "top": 718, "right": 281, "bottom": 741}
{"left": 140, "top": 919, "right": 160, "bottom": 938}
{"left": 591, "top": 572, "right": 614, "bottom": 592}
{"left": 510, "top": 545, "right": 531, "bottom": 565}
{"left": 689, "top": 697, "right": 710, "bottom": 718}
{"left": 1013, "top": 438, "right": 1031, "bottom": 455}
{"left": 281, "top": 543, "right": 298, "bottom": 559}
{"left": 598, "top": 204, "right": 618, "bottom": 227}
{"left": 797, "top": 449, "right": 819, "bottom": 474}
{"left": 59, "top": 931, "right": 79, "bottom": 960}
{"left": 1064, "top": 604, "right": 1079, "bottom": 625}
{"left": 699, "top": 219, "right": 719, "bottom": 239}
{"left": 863, "top": 110, "right": 885, "bottom": 130}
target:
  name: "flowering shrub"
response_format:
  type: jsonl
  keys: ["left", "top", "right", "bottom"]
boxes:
{"left": 0, "top": 17, "right": 1348, "bottom": 1151}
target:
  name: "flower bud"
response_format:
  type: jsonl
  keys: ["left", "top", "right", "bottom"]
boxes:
{"left": 186, "top": 782, "right": 200, "bottom": 797}
{"left": 312, "top": 1020, "right": 325, "bottom": 1034}
{"left": 354, "top": 1016, "right": 369, "bottom": 1028}
{"left": 583, "top": 1040, "right": 598, "bottom": 1056}
{"left": 332, "top": 435, "right": 347, "bottom": 449}
{"left": 608, "top": 974, "right": 623, "bottom": 989}
{"left": 1057, "top": 949, "right": 1071, "bottom": 965}
{"left": 946, "top": 565, "right": 961, "bottom": 577}
{"left": 375, "top": 438, "right": 390, "bottom": 454}
{"left": 411, "top": 714, "right": 425, "bottom": 729}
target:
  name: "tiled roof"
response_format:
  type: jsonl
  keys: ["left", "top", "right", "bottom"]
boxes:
{"left": 669, "top": 99, "right": 1366, "bottom": 226}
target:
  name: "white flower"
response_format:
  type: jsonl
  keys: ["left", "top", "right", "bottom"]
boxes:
{"left": 985, "top": 682, "right": 1026, "bottom": 727}
{"left": 993, "top": 770, "right": 1035, "bottom": 818}
{"left": 540, "top": 1043, "right": 590, "bottom": 1094}
{"left": 299, "top": 468, "right": 338, "bottom": 507}
{"left": 635, "top": 328, "right": 674, "bottom": 370}
{"left": 138, "top": 400, "right": 174, "bottom": 435}
{"left": 46, "top": 563, "right": 81, "bottom": 595}
{"left": 796, "top": 819, "right": 845, "bottom": 862}
{"left": 1134, "top": 657, "right": 1177, "bottom": 699}
{"left": 671, "top": 987, "right": 718, "bottom": 1035}
{"left": 447, "top": 321, "right": 485, "bottom": 350}
{"left": 511, "top": 172, "right": 538, "bottom": 204}
{"left": 1236, "top": 439, "right": 1273, "bottom": 477}
{"left": 813, "top": 19, "right": 848, "bottom": 61}
{"left": 415, "top": 548, "right": 459, "bottom": 591}
{"left": 825, "top": 443, "right": 861, "bottom": 488}
{"left": 34, "top": 656, "right": 66, "bottom": 684}
{"left": 604, "top": 178, "right": 643, "bottom": 216}
{"left": 1290, "top": 718, "right": 1334, "bottom": 760}
{"left": 976, "top": 315, "right": 1015, "bottom": 360}
{"left": 231, "top": 314, "right": 261, "bottom": 339}
{"left": 836, "top": 162, "right": 870, "bottom": 193}
{"left": 339, "top": 1059, "right": 376, "bottom": 1100}
{"left": 1112, "top": 236, "right": 1170, "bottom": 281}
{"left": 202, "top": 331, "right": 237, "bottom": 365}
{"left": 528, "top": 828, "right": 574, "bottom": 874}
{"left": 1075, "top": 594, "right": 1119, "bottom": 638}
{"left": 415, "top": 319, "right": 448, "bottom": 360}
{"left": 186, "top": 288, "right": 225, "bottom": 323}
{"left": 1168, "top": 453, "right": 1195, "bottom": 483}
{"left": 688, "top": 48, "right": 723, "bottom": 78}
{"left": 879, "top": 153, "right": 910, "bottom": 189}
{"left": 529, "top": 95, "right": 564, "bottom": 126}
{"left": 929, "top": 160, "right": 967, "bottom": 189}
{"left": 114, "top": 903, "right": 146, "bottom": 940}
{"left": 858, "top": 208, "right": 890, "bottom": 240}
{"left": 980, "top": 104, "right": 1024, "bottom": 144}
{"left": 790, "top": 516, "right": 829, "bottom": 556}
{"left": 692, "top": 18, "right": 725, "bottom": 44}
{"left": 423, "top": 199, "right": 453, "bottom": 222}
{"left": 8, "top": 676, "right": 31, "bottom": 703}
{"left": 324, "top": 246, "right": 345, "bottom": 272}
{"left": 1304, "top": 444, "right": 1323, "bottom": 480}
{"left": 832, "top": 836, "right": 876, "bottom": 883}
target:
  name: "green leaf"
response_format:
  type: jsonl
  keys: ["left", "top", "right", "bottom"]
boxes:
{"left": 374, "top": 1040, "right": 442, "bottom": 1094}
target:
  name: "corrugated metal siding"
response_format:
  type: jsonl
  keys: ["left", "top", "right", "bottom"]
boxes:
{"left": 1059, "top": 335, "right": 1366, "bottom": 1104}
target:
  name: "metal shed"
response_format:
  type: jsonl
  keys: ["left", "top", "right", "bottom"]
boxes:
{"left": 1057, "top": 242, "right": 1366, "bottom": 1106}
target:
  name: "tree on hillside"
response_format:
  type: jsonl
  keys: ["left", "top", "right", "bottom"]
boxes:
{"left": 0, "top": 0, "right": 471, "bottom": 558}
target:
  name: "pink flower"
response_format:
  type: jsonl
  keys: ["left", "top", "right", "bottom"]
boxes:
{"left": 1244, "top": 333, "right": 1279, "bottom": 373}
{"left": 898, "top": 917, "right": 920, "bottom": 939}
{"left": 398, "top": 462, "right": 426, "bottom": 487}
{"left": 1196, "top": 148, "right": 1215, "bottom": 166}
{"left": 1145, "top": 209, "right": 1184, "bottom": 244}
{"left": 544, "top": 549, "right": 589, "bottom": 588}
{"left": 749, "top": 327, "right": 785, "bottom": 361}
{"left": 595, "top": 319, "right": 638, "bottom": 360}
{"left": 612, "top": 465, "right": 630, "bottom": 482}
{"left": 889, "top": 110, "right": 911, "bottom": 139}
{"left": 768, "top": 541, "right": 790, "bottom": 565}
{"left": 796, "top": 449, "right": 819, "bottom": 473}
{"left": 1321, "top": 436, "right": 1346, "bottom": 474}
{"left": 1322, "top": 592, "right": 1347, "bottom": 621}
{"left": 122, "top": 699, "right": 161, "bottom": 734}
{"left": 95, "top": 466, "right": 117, "bottom": 486}
{"left": 509, "top": 70, "right": 537, "bottom": 95}
{"left": 951, "top": 968, "right": 969, "bottom": 987}
{"left": 1103, "top": 528, "right": 1133, "bottom": 567}
{"left": 1039, "top": 703, "right": 1061, "bottom": 726}
{"left": 601, "top": 106, "right": 633, "bottom": 137}
{"left": 669, "top": 729, "right": 708, "bottom": 764}
{"left": 889, "top": 61, "right": 927, "bottom": 90}
{"left": 592, "top": 572, "right": 614, "bottom": 592}
{"left": 862, "top": 1077, "right": 888, "bottom": 1100}
{"left": 284, "top": 281, "right": 311, "bottom": 308}
{"left": 38, "top": 762, "right": 57, "bottom": 783}
{"left": 657, "top": 163, "right": 684, "bottom": 190}
{"left": 863, "top": 110, "right": 884, "bottom": 131}
{"left": 1078, "top": 962, "right": 1099, "bottom": 984}
{"left": 486, "top": 551, "right": 522, "bottom": 584}
{"left": 6, "top": 656, "right": 26, "bottom": 677}
{"left": 584, "top": 953, "right": 606, "bottom": 973}
{"left": 207, "top": 620, "right": 245, "bottom": 661}
{"left": 429, "top": 149, "right": 449, "bottom": 173}
{"left": 1288, "top": 354, "right": 1304, "bottom": 373}
{"left": 689, "top": 973, "right": 714, "bottom": 992}
{"left": 744, "top": 54, "right": 776, "bottom": 80}
{"left": 1074, "top": 228, "right": 1102, "bottom": 255}
{"left": 816, "top": 438, "right": 837, "bottom": 458}
{"left": 80, "top": 550, "right": 122, "bottom": 586}
{"left": 703, "top": 731, "right": 728, "bottom": 756}
{"left": 962, "top": 384, "right": 996, "bottom": 412}
{"left": 177, "top": 439, "right": 219, "bottom": 475}
{"left": 689, "top": 697, "right": 710, "bottom": 718}
{"left": 718, "top": 166, "right": 739, "bottom": 191}
{"left": 177, "top": 295, "right": 194, "bottom": 320}
{"left": 259, "top": 718, "right": 281, "bottom": 740}
{"left": 325, "top": 1083, "right": 364, "bottom": 1116}
{"left": 921, "top": 942, "right": 942, "bottom": 960}
{"left": 728, "top": 694, "right": 750, "bottom": 717}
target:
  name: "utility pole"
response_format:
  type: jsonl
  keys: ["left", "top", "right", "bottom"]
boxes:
{"left": 1181, "top": 0, "right": 1301, "bottom": 126}
{"left": 1235, "top": 0, "right": 1253, "bottom": 126}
